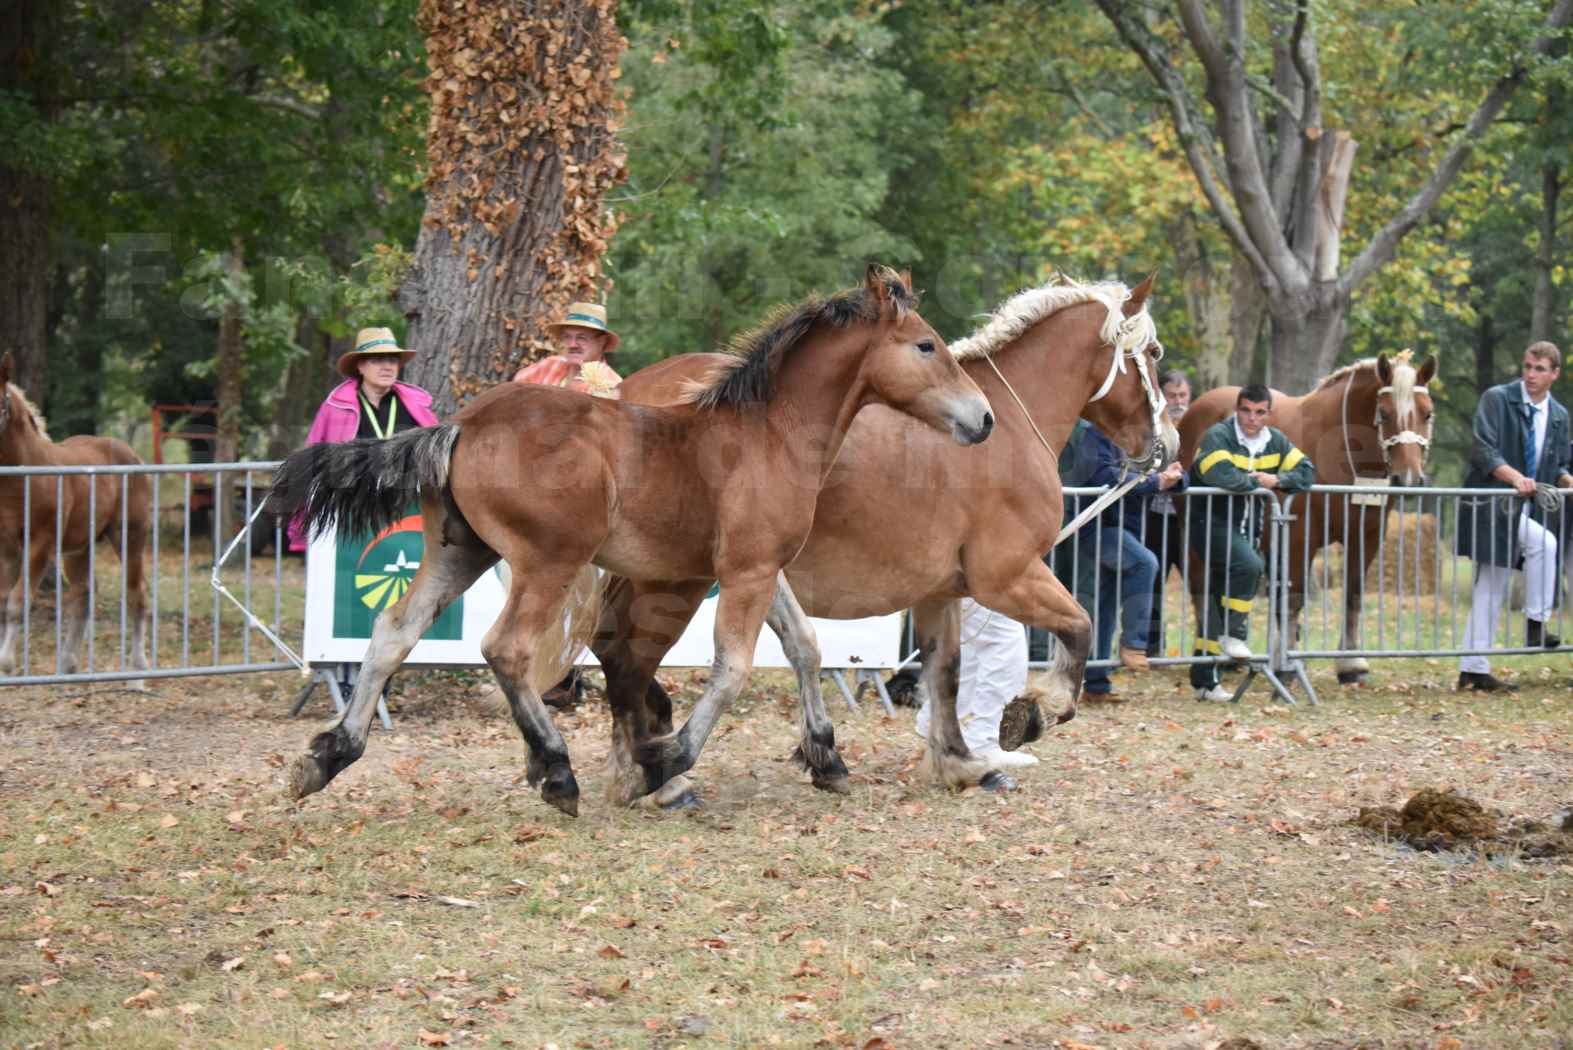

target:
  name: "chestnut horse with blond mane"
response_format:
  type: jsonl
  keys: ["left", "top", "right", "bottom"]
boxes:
{"left": 598, "top": 276, "right": 1175, "bottom": 806}
{"left": 269, "top": 268, "right": 993, "bottom": 816}
{"left": 0, "top": 353, "right": 152, "bottom": 685}
{"left": 1177, "top": 352, "right": 1437, "bottom": 683}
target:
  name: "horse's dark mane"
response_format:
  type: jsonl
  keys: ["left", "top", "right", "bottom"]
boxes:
{"left": 687, "top": 269, "right": 917, "bottom": 410}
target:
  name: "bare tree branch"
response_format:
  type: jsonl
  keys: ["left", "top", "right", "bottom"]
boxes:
{"left": 1177, "top": 0, "right": 1299, "bottom": 289}
{"left": 1094, "top": 0, "right": 1275, "bottom": 285}
{"left": 1344, "top": 0, "right": 1573, "bottom": 291}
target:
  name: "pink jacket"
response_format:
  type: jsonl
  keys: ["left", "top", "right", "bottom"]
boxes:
{"left": 286, "top": 380, "right": 440, "bottom": 551}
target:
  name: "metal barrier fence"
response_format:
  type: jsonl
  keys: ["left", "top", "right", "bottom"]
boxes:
{"left": 3, "top": 462, "right": 1571, "bottom": 704}
{"left": 0, "top": 461, "right": 294, "bottom": 686}
{"left": 1032, "top": 483, "right": 1573, "bottom": 704}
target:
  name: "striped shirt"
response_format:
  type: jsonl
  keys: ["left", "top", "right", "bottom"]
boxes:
{"left": 512, "top": 355, "right": 622, "bottom": 394}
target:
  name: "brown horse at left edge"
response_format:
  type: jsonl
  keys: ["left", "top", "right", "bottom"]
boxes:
{"left": 0, "top": 352, "right": 152, "bottom": 686}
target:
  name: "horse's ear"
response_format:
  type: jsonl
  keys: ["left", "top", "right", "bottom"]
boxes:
{"left": 865, "top": 264, "right": 890, "bottom": 306}
{"left": 1123, "top": 273, "right": 1156, "bottom": 317}
{"left": 1376, "top": 352, "right": 1393, "bottom": 385}
{"left": 0, "top": 352, "right": 11, "bottom": 386}
{"left": 898, "top": 269, "right": 913, "bottom": 292}
{"left": 1416, "top": 354, "right": 1438, "bottom": 385}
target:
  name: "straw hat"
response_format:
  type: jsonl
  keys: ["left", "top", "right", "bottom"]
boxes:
{"left": 337, "top": 327, "right": 417, "bottom": 378}
{"left": 549, "top": 302, "right": 620, "bottom": 354}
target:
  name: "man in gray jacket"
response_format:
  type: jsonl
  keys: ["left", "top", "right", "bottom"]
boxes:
{"left": 1456, "top": 341, "right": 1573, "bottom": 691}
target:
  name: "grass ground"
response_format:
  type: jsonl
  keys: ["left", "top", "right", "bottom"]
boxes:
{"left": 3, "top": 652, "right": 1571, "bottom": 1050}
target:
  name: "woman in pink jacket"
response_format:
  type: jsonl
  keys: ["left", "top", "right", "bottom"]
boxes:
{"left": 286, "top": 327, "right": 440, "bottom": 552}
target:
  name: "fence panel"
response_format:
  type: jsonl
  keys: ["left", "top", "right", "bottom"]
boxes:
{"left": 1283, "top": 484, "right": 1573, "bottom": 665}
{"left": 0, "top": 461, "right": 296, "bottom": 687}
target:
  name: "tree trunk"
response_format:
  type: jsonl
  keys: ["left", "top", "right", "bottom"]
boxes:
{"left": 1475, "top": 311, "right": 1496, "bottom": 396}
{"left": 402, "top": 0, "right": 628, "bottom": 416}
{"left": 46, "top": 259, "right": 106, "bottom": 437}
{"left": 1266, "top": 281, "right": 1347, "bottom": 394}
{"left": 0, "top": 0, "right": 53, "bottom": 399}
{"left": 267, "top": 313, "right": 324, "bottom": 460}
{"left": 1227, "top": 250, "right": 1268, "bottom": 386}
{"left": 1531, "top": 163, "right": 1560, "bottom": 343}
{"left": 215, "top": 244, "right": 245, "bottom": 534}
{"left": 1168, "top": 210, "right": 1230, "bottom": 390}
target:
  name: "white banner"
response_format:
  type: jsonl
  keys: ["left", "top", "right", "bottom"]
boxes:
{"left": 303, "top": 522, "right": 900, "bottom": 669}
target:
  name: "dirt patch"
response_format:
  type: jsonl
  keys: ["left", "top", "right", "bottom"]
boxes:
{"left": 1352, "top": 787, "right": 1573, "bottom": 857}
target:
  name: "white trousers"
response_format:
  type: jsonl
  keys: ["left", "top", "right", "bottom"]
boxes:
{"left": 916, "top": 598, "right": 1028, "bottom": 753}
{"left": 1460, "top": 510, "right": 1558, "bottom": 674}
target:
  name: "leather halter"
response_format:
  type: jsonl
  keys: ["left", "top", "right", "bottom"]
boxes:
{"left": 1339, "top": 367, "right": 1431, "bottom": 480}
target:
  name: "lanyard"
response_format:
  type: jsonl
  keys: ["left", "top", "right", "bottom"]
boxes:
{"left": 360, "top": 391, "right": 397, "bottom": 439}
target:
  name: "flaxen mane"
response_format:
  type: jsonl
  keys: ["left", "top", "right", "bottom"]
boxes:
{"left": 1318, "top": 354, "right": 1422, "bottom": 421}
{"left": 952, "top": 276, "right": 1155, "bottom": 362}
{"left": 3, "top": 385, "right": 50, "bottom": 440}
{"left": 685, "top": 267, "right": 917, "bottom": 410}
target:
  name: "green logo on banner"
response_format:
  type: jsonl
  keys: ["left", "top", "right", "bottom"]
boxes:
{"left": 332, "top": 511, "right": 462, "bottom": 640}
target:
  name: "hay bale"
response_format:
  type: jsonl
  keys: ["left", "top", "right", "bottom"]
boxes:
{"left": 1375, "top": 508, "right": 1439, "bottom": 596}
{"left": 1303, "top": 507, "right": 1438, "bottom": 598}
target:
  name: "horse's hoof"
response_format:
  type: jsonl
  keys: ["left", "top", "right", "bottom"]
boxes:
{"left": 811, "top": 773, "right": 852, "bottom": 795}
{"left": 636, "top": 733, "right": 692, "bottom": 794}
{"left": 540, "top": 766, "right": 580, "bottom": 817}
{"left": 287, "top": 754, "right": 329, "bottom": 800}
{"left": 1336, "top": 670, "right": 1368, "bottom": 686}
{"left": 287, "top": 728, "right": 360, "bottom": 799}
{"left": 525, "top": 750, "right": 548, "bottom": 787}
{"left": 979, "top": 771, "right": 1018, "bottom": 793}
{"left": 658, "top": 788, "right": 703, "bottom": 812}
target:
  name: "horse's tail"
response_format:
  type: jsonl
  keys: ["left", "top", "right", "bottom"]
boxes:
{"left": 493, "top": 561, "right": 607, "bottom": 697}
{"left": 268, "top": 425, "right": 462, "bottom": 540}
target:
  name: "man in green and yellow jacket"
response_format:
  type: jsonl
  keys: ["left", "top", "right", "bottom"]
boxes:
{"left": 1187, "top": 383, "right": 1315, "bottom": 699}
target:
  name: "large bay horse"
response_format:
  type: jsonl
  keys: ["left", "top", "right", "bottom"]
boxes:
{"left": 269, "top": 268, "right": 993, "bottom": 816}
{"left": 0, "top": 353, "right": 152, "bottom": 685}
{"left": 598, "top": 276, "right": 1175, "bottom": 805}
{"left": 1176, "top": 352, "right": 1437, "bottom": 682}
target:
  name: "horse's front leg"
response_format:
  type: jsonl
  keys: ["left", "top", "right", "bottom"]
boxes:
{"left": 1336, "top": 508, "right": 1376, "bottom": 685}
{"left": 769, "top": 573, "right": 847, "bottom": 794}
{"left": 123, "top": 499, "right": 152, "bottom": 690}
{"left": 594, "top": 576, "right": 710, "bottom": 809}
{"left": 288, "top": 538, "right": 496, "bottom": 802}
{"left": 635, "top": 572, "right": 776, "bottom": 798}
{"left": 910, "top": 598, "right": 994, "bottom": 790}
{"left": 0, "top": 538, "right": 49, "bottom": 674}
{"left": 57, "top": 548, "right": 93, "bottom": 676}
{"left": 967, "top": 560, "right": 1092, "bottom": 783}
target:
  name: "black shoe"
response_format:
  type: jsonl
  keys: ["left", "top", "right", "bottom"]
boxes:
{"left": 1456, "top": 671, "right": 1517, "bottom": 692}
{"left": 1527, "top": 620, "right": 1561, "bottom": 649}
{"left": 542, "top": 671, "right": 584, "bottom": 710}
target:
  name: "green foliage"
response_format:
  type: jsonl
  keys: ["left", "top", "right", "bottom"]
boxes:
{"left": 610, "top": 1, "right": 919, "bottom": 369}
{"left": 34, "top": 0, "right": 428, "bottom": 439}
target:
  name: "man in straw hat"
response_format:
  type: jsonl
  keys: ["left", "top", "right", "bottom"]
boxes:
{"left": 512, "top": 301, "right": 623, "bottom": 395}
{"left": 512, "top": 303, "right": 623, "bottom": 708}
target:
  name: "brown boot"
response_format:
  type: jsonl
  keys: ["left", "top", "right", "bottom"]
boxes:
{"left": 1119, "top": 646, "right": 1150, "bottom": 671}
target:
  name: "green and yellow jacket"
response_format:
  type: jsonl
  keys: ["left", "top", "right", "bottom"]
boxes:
{"left": 1188, "top": 419, "right": 1315, "bottom": 543}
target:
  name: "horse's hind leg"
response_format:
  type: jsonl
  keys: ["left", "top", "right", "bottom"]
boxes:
{"left": 770, "top": 574, "right": 848, "bottom": 794}
{"left": 483, "top": 562, "right": 596, "bottom": 817}
{"left": 288, "top": 531, "right": 497, "bottom": 800}
{"left": 596, "top": 576, "right": 709, "bottom": 808}
{"left": 635, "top": 572, "right": 776, "bottom": 796}
{"left": 0, "top": 539, "right": 50, "bottom": 675}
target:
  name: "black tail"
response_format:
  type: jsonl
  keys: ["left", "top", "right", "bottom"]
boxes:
{"left": 267, "top": 425, "right": 462, "bottom": 539}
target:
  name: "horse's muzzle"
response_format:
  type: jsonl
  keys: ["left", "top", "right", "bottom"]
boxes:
{"left": 953, "top": 409, "right": 994, "bottom": 446}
